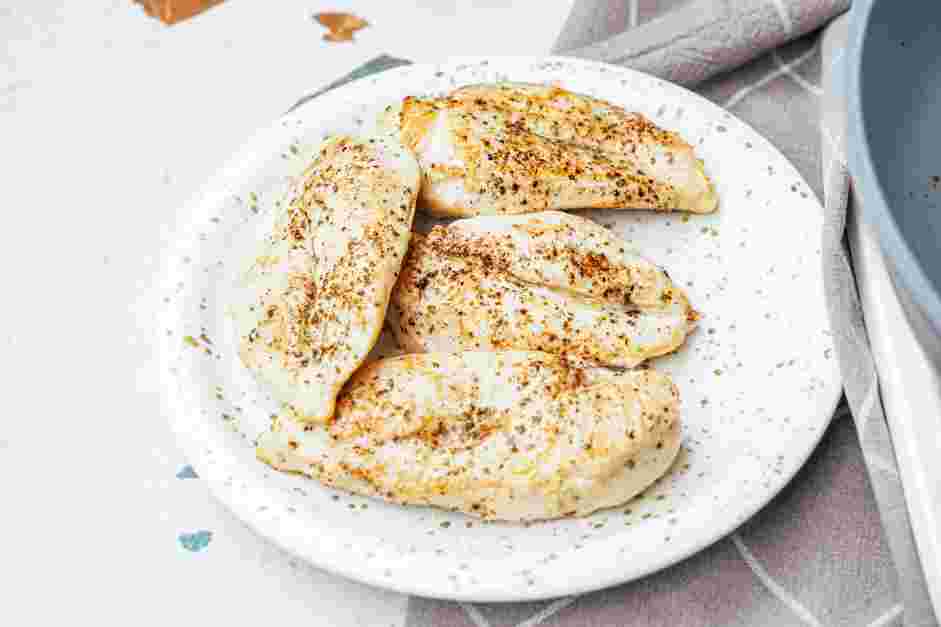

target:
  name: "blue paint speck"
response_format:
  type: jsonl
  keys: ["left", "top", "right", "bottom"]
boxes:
{"left": 176, "top": 464, "right": 198, "bottom": 479}
{"left": 178, "top": 530, "right": 213, "bottom": 552}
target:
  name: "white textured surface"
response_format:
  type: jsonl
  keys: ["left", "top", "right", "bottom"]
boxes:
{"left": 0, "top": 1, "right": 573, "bottom": 625}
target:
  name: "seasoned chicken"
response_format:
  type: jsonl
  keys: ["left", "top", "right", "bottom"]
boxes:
{"left": 451, "top": 83, "right": 717, "bottom": 211}
{"left": 233, "top": 135, "right": 420, "bottom": 424}
{"left": 390, "top": 211, "right": 696, "bottom": 368}
{"left": 257, "top": 351, "right": 682, "bottom": 521}
{"left": 380, "top": 82, "right": 717, "bottom": 217}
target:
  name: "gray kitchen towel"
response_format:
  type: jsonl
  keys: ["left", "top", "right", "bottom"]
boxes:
{"left": 291, "top": 1, "right": 937, "bottom": 625}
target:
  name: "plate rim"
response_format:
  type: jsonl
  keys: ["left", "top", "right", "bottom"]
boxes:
{"left": 156, "top": 54, "right": 841, "bottom": 602}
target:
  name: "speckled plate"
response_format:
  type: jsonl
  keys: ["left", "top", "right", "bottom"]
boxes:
{"left": 156, "top": 57, "right": 841, "bottom": 601}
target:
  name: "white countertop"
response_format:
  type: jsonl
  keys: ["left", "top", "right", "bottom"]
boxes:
{"left": 0, "top": 2, "right": 572, "bottom": 624}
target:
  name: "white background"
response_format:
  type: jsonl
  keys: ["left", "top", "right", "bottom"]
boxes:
{"left": 0, "top": 2, "right": 573, "bottom": 625}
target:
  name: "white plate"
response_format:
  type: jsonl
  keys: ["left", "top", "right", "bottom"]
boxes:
{"left": 156, "top": 56, "right": 841, "bottom": 601}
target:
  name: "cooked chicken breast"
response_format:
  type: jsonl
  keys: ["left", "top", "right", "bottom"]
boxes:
{"left": 451, "top": 83, "right": 717, "bottom": 212}
{"left": 380, "top": 83, "right": 717, "bottom": 217}
{"left": 390, "top": 211, "right": 696, "bottom": 368}
{"left": 257, "top": 351, "right": 682, "bottom": 521}
{"left": 233, "top": 135, "right": 420, "bottom": 424}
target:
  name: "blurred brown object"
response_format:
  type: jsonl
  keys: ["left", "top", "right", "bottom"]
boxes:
{"left": 135, "top": 0, "right": 225, "bottom": 25}
{"left": 314, "top": 12, "right": 369, "bottom": 42}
